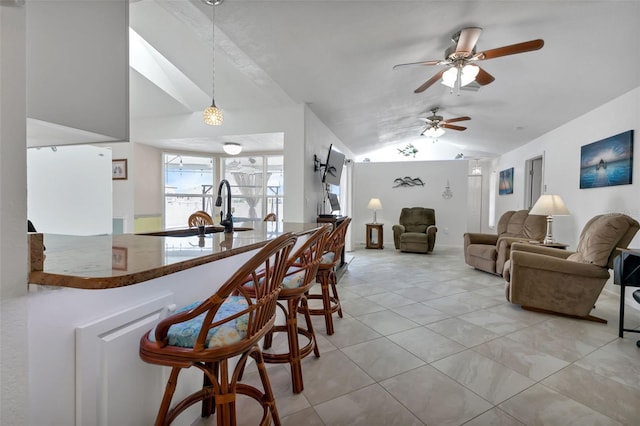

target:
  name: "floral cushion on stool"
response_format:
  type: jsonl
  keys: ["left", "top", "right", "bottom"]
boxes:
{"left": 320, "top": 252, "right": 335, "bottom": 265}
{"left": 149, "top": 296, "right": 249, "bottom": 348}
{"left": 247, "top": 267, "right": 307, "bottom": 290}
{"left": 282, "top": 269, "right": 307, "bottom": 289}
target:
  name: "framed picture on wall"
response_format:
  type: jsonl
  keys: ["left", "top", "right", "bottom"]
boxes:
{"left": 499, "top": 167, "right": 514, "bottom": 195}
{"left": 112, "top": 247, "right": 128, "bottom": 270}
{"left": 579, "top": 130, "right": 633, "bottom": 189}
{"left": 112, "top": 159, "right": 128, "bottom": 180}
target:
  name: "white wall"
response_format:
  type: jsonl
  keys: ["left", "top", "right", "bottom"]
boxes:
{"left": 304, "top": 104, "right": 355, "bottom": 220}
{"left": 27, "top": 145, "right": 112, "bottom": 235}
{"left": 133, "top": 142, "right": 162, "bottom": 218}
{"left": 0, "top": 3, "right": 28, "bottom": 424}
{"left": 110, "top": 142, "right": 135, "bottom": 233}
{"left": 26, "top": 0, "right": 129, "bottom": 143}
{"left": 492, "top": 87, "right": 640, "bottom": 250}
{"left": 353, "top": 160, "right": 469, "bottom": 248}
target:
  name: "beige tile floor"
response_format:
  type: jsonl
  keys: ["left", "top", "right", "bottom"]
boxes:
{"left": 194, "top": 247, "right": 640, "bottom": 425}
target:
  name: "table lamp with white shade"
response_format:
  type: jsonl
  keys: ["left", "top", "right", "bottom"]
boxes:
{"left": 529, "top": 194, "right": 570, "bottom": 244}
{"left": 367, "top": 198, "right": 383, "bottom": 223}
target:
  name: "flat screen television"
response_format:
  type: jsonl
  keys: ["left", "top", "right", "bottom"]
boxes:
{"left": 322, "top": 144, "right": 345, "bottom": 186}
{"left": 327, "top": 192, "right": 341, "bottom": 213}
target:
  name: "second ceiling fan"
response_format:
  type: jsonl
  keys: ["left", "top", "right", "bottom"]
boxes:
{"left": 419, "top": 108, "right": 470, "bottom": 137}
{"left": 394, "top": 27, "right": 544, "bottom": 94}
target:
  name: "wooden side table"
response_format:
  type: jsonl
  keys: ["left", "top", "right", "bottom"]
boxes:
{"left": 366, "top": 223, "right": 383, "bottom": 249}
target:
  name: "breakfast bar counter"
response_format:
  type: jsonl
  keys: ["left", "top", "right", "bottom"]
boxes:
{"left": 26, "top": 221, "right": 326, "bottom": 425}
{"left": 29, "top": 222, "right": 322, "bottom": 289}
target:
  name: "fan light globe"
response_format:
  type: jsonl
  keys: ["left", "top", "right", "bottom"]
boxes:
{"left": 423, "top": 127, "right": 445, "bottom": 138}
{"left": 441, "top": 64, "right": 479, "bottom": 88}
{"left": 203, "top": 104, "right": 223, "bottom": 126}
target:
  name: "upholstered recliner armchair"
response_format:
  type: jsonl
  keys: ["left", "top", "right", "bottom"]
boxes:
{"left": 464, "top": 210, "right": 546, "bottom": 275}
{"left": 504, "top": 213, "right": 639, "bottom": 322}
{"left": 392, "top": 207, "right": 437, "bottom": 253}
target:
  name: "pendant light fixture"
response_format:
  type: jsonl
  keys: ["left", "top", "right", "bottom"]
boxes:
{"left": 202, "top": 0, "right": 223, "bottom": 125}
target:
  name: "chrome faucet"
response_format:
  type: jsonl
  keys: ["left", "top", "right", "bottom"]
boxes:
{"left": 215, "top": 179, "right": 234, "bottom": 233}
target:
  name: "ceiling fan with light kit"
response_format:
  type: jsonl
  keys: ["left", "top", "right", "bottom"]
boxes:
{"left": 394, "top": 27, "right": 544, "bottom": 95}
{"left": 419, "top": 108, "right": 470, "bottom": 138}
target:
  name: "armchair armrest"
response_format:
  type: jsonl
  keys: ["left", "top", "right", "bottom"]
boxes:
{"left": 464, "top": 232, "right": 498, "bottom": 247}
{"left": 495, "top": 237, "right": 532, "bottom": 276}
{"left": 426, "top": 225, "right": 437, "bottom": 252}
{"left": 510, "top": 250, "right": 609, "bottom": 277}
{"left": 392, "top": 224, "right": 406, "bottom": 249}
{"left": 510, "top": 242, "right": 573, "bottom": 259}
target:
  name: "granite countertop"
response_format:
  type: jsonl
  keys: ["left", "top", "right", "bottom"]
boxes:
{"left": 29, "top": 222, "right": 324, "bottom": 290}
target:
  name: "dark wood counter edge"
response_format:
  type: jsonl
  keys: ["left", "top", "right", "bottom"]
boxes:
{"left": 29, "top": 227, "right": 322, "bottom": 290}
{"left": 140, "top": 226, "right": 254, "bottom": 237}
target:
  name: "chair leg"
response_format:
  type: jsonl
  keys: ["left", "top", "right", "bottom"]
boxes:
{"left": 329, "top": 270, "right": 343, "bottom": 318}
{"left": 215, "top": 359, "right": 235, "bottom": 426}
{"left": 155, "top": 367, "right": 181, "bottom": 426}
{"left": 263, "top": 301, "right": 285, "bottom": 351}
{"left": 285, "top": 298, "right": 304, "bottom": 393}
{"left": 251, "top": 349, "right": 281, "bottom": 426}
{"left": 300, "top": 295, "right": 320, "bottom": 358}
{"left": 200, "top": 361, "right": 219, "bottom": 417}
{"left": 319, "top": 277, "right": 335, "bottom": 335}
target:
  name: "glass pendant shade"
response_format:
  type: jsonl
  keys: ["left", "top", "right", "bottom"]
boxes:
{"left": 204, "top": 101, "right": 223, "bottom": 126}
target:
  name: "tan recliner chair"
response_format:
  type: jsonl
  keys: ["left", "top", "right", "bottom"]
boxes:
{"left": 504, "top": 213, "right": 640, "bottom": 322}
{"left": 464, "top": 210, "right": 546, "bottom": 275}
{"left": 392, "top": 207, "right": 437, "bottom": 253}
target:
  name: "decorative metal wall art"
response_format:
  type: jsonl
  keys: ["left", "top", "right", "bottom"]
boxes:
{"left": 393, "top": 177, "right": 424, "bottom": 188}
{"left": 398, "top": 144, "right": 418, "bottom": 158}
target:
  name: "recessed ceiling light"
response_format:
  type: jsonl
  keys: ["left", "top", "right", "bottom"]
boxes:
{"left": 223, "top": 142, "right": 242, "bottom": 155}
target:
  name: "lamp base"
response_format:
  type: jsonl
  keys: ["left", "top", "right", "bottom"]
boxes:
{"left": 543, "top": 215, "right": 554, "bottom": 244}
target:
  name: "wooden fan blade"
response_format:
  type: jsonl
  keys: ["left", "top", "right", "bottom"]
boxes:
{"left": 475, "top": 67, "right": 495, "bottom": 86}
{"left": 393, "top": 59, "right": 443, "bottom": 69}
{"left": 414, "top": 69, "right": 446, "bottom": 93}
{"left": 477, "top": 39, "right": 544, "bottom": 60}
{"left": 456, "top": 27, "right": 482, "bottom": 55}
{"left": 445, "top": 116, "right": 471, "bottom": 123}
{"left": 442, "top": 123, "right": 467, "bottom": 131}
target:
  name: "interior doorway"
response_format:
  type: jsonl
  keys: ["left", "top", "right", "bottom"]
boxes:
{"left": 467, "top": 175, "right": 482, "bottom": 232}
{"left": 525, "top": 155, "right": 544, "bottom": 210}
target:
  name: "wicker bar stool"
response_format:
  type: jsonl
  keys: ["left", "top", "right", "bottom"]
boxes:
{"left": 256, "top": 225, "right": 331, "bottom": 393}
{"left": 139, "top": 233, "right": 297, "bottom": 426}
{"left": 188, "top": 210, "right": 214, "bottom": 227}
{"left": 303, "top": 217, "right": 351, "bottom": 335}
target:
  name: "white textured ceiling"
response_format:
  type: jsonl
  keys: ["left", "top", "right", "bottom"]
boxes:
{"left": 129, "top": 0, "right": 640, "bottom": 161}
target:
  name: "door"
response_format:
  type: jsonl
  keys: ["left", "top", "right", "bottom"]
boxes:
{"left": 525, "top": 156, "right": 543, "bottom": 209}
{"left": 467, "top": 175, "right": 482, "bottom": 232}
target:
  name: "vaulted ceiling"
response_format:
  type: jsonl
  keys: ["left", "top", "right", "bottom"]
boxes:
{"left": 129, "top": 0, "right": 640, "bottom": 161}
